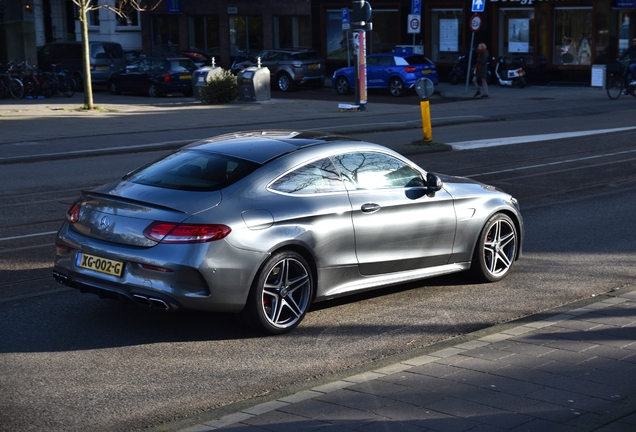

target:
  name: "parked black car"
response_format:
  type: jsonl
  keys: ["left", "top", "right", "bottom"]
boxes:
{"left": 108, "top": 56, "right": 197, "bottom": 97}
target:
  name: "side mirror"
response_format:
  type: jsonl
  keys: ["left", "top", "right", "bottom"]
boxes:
{"left": 426, "top": 172, "right": 443, "bottom": 194}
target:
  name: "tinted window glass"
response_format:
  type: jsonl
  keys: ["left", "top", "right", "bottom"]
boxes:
{"left": 293, "top": 51, "right": 322, "bottom": 61}
{"left": 104, "top": 43, "right": 124, "bottom": 58}
{"left": 332, "top": 152, "right": 422, "bottom": 190}
{"left": 125, "top": 150, "right": 260, "bottom": 192}
{"left": 270, "top": 158, "right": 345, "bottom": 194}
{"left": 169, "top": 60, "right": 197, "bottom": 72}
{"left": 405, "top": 55, "right": 429, "bottom": 65}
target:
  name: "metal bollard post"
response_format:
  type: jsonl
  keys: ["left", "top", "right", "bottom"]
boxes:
{"left": 420, "top": 100, "right": 432, "bottom": 142}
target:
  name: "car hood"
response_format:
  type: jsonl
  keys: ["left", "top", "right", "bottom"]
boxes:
{"left": 69, "top": 181, "right": 222, "bottom": 246}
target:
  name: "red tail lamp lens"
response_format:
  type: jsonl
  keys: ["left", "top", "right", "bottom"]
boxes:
{"left": 66, "top": 201, "right": 81, "bottom": 223}
{"left": 164, "top": 72, "right": 171, "bottom": 82}
{"left": 405, "top": 66, "right": 416, "bottom": 73}
{"left": 144, "top": 222, "right": 231, "bottom": 243}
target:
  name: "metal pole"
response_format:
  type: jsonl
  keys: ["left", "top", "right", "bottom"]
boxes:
{"left": 465, "top": 32, "right": 475, "bottom": 94}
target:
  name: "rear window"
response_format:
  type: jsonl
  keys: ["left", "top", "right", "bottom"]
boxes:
{"left": 404, "top": 55, "right": 431, "bottom": 65}
{"left": 169, "top": 60, "right": 198, "bottom": 72}
{"left": 293, "top": 51, "right": 322, "bottom": 61}
{"left": 124, "top": 150, "right": 260, "bottom": 192}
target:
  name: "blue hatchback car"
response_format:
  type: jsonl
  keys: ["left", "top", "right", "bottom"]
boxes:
{"left": 332, "top": 53, "right": 439, "bottom": 97}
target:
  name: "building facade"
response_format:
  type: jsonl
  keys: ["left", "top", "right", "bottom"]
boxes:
{"left": 2, "top": 0, "right": 636, "bottom": 84}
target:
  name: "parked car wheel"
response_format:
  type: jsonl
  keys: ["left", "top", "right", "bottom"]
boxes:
{"left": 335, "top": 76, "right": 351, "bottom": 95}
{"left": 388, "top": 77, "right": 405, "bottom": 97}
{"left": 108, "top": 80, "right": 120, "bottom": 95}
{"left": 148, "top": 83, "right": 159, "bottom": 97}
{"left": 277, "top": 73, "right": 294, "bottom": 92}
{"left": 470, "top": 213, "right": 518, "bottom": 282}
{"left": 240, "top": 250, "right": 314, "bottom": 334}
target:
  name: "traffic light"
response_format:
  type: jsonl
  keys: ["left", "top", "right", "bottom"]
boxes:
{"left": 352, "top": 0, "right": 372, "bottom": 31}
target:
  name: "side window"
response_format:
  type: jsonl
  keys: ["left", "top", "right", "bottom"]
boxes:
{"left": 332, "top": 152, "right": 422, "bottom": 189}
{"left": 270, "top": 158, "right": 345, "bottom": 194}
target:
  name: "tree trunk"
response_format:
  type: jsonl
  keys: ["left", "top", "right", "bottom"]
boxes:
{"left": 79, "top": 0, "right": 94, "bottom": 110}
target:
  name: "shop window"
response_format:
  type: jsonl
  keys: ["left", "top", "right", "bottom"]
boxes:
{"left": 152, "top": 15, "right": 180, "bottom": 56}
{"left": 229, "top": 15, "right": 263, "bottom": 57}
{"left": 274, "top": 16, "right": 311, "bottom": 49}
{"left": 115, "top": 0, "right": 140, "bottom": 27}
{"left": 189, "top": 15, "right": 220, "bottom": 57}
{"left": 325, "top": 9, "right": 398, "bottom": 61}
{"left": 553, "top": 7, "right": 593, "bottom": 65}
{"left": 498, "top": 8, "right": 534, "bottom": 65}
{"left": 430, "top": 9, "right": 463, "bottom": 63}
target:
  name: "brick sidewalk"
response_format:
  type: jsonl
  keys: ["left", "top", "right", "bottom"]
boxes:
{"left": 180, "top": 290, "right": 636, "bottom": 432}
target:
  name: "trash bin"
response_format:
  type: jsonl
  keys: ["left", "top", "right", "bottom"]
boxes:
{"left": 192, "top": 66, "right": 223, "bottom": 100}
{"left": 237, "top": 66, "right": 270, "bottom": 102}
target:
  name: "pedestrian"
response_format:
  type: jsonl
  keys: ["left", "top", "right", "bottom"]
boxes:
{"left": 619, "top": 37, "right": 636, "bottom": 86}
{"left": 473, "top": 43, "right": 489, "bottom": 98}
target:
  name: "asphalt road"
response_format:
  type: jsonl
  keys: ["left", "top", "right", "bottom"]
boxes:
{"left": 1, "top": 88, "right": 636, "bottom": 431}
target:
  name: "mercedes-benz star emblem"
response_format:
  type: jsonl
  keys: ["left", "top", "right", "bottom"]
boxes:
{"left": 99, "top": 216, "right": 110, "bottom": 230}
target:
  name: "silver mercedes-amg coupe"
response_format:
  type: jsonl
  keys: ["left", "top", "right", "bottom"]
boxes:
{"left": 53, "top": 131, "right": 523, "bottom": 334}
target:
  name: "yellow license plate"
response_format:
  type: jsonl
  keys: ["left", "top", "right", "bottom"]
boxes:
{"left": 181, "top": 75, "right": 192, "bottom": 80}
{"left": 77, "top": 252, "right": 123, "bottom": 277}
{"left": 309, "top": 64, "right": 319, "bottom": 69}
{"left": 96, "top": 66, "right": 108, "bottom": 70}
{"left": 422, "top": 70, "right": 431, "bottom": 74}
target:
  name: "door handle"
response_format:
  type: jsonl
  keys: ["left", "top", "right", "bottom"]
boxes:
{"left": 361, "top": 203, "right": 381, "bottom": 214}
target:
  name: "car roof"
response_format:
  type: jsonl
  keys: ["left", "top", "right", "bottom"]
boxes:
{"left": 185, "top": 131, "right": 355, "bottom": 164}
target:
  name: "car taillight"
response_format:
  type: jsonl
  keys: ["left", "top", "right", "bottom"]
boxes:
{"left": 143, "top": 222, "right": 231, "bottom": 244}
{"left": 66, "top": 201, "right": 81, "bottom": 224}
{"left": 404, "top": 66, "right": 416, "bottom": 73}
{"left": 89, "top": 63, "right": 94, "bottom": 71}
{"left": 164, "top": 72, "right": 171, "bottom": 83}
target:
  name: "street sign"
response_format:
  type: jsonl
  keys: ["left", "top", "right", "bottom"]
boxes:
{"left": 341, "top": 8, "right": 350, "bottom": 30}
{"left": 470, "top": 14, "right": 482, "bottom": 33}
{"left": 408, "top": 14, "right": 421, "bottom": 34}
{"left": 472, "top": 0, "right": 485, "bottom": 13}
{"left": 411, "top": 0, "right": 422, "bottom": 15}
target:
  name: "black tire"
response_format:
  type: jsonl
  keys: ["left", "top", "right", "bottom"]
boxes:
{"left": 448, "top": 73, "right": 459, "bottom": 85}
{"left": 108, "top": 80, "right": 120, "bottom": 95}
{"left": 470, "top": 213, "right": 518, "bottom": 283}
{"left": 388, "top": 77, "right": 405, "bottom": 97}
{"left": 277, "top": 73, "right": 294, "bottom": 92}
{"left": 73, "top": 73, "right": 84, "bottom": 92}
{"left": 239, "top": 251, "right": 314, "bottom": 335}
{"left": 334, "top": 76, "right": 351, "bottom": 95}
{"left": 41, "top": 80, "right": 54, "bottom": 99}
{"left": 62, "top": 77, "right": 75, "bottom": 97}
{"left": 517, "top": 76, "right": 526, "bottom": 88}
{"left": 148, "top": 83, "right": 159, "bottom": 97}
{"left": 9, "top": 78, "right": 24, "bottom": 99}
{"left": 606, "top": 74, "right": 623, "bottom": 100}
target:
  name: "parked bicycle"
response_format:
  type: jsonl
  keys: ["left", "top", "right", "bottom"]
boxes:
{"left": 19, "top": 60, "right": 54, "bottom": 99}
{"left": 44, "top": 63, "right": 75, "bottom": 97}
{"left": 606, "top": 59, "right": 636, "bottom": 100}
{"left": 0, "top": 61, "right": 24, "bottom": 99}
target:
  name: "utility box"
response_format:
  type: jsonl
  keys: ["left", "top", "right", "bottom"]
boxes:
{"left": 395, "top": 45, "right": 424, "bottom": 55}
{"left": 192, "top": 66, "right": 223, "bottom": 100}
{"left": 237, "top": 66, "right": 270, "bottom": 102}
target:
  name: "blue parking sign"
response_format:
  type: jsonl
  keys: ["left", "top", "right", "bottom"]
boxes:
{"left": 342, "top": 8, "right": 350, "bottom": 30}
{"left": 411, "top": 0, "right": 421, "bottom": 15}
{"left": 472, "top": 0, "right": 485, "bottom": 13}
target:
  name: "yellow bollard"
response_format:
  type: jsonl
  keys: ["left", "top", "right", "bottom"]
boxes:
{"left": 420, "top": 100, "right": 432, "bottom": 142}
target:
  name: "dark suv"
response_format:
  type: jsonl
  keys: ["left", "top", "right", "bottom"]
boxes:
{"left": 108, "top": 56, "right": 197, "bottom": 97}
{"left": 232, "top": 49, "right": 325, "bottom": 92}
{"left": 38, "top": 41, "right": 126, "bottom": 91}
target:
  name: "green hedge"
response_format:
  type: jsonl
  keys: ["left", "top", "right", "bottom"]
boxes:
{"left": 200, "top": 69, "right": 238, "bottom": 104}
